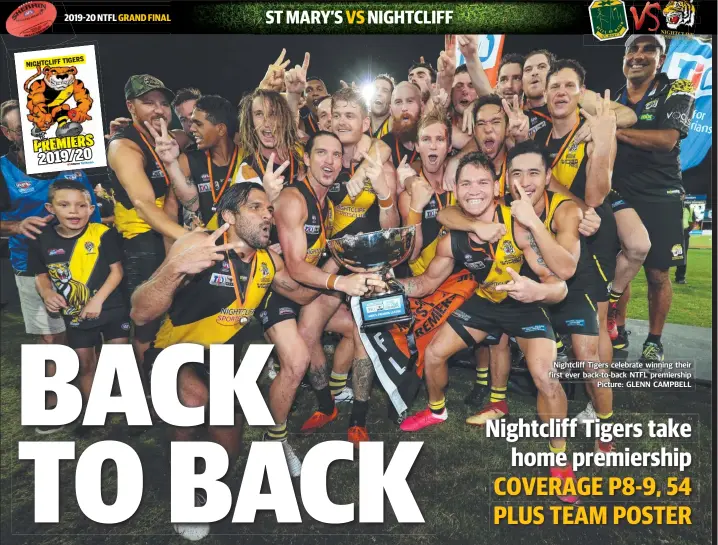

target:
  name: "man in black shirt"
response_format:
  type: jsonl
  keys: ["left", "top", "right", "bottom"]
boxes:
{"left": 611, "top": 35, "right": 696, "bottom": 363}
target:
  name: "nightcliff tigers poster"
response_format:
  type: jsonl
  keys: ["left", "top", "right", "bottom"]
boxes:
{"left": 13, "top": 44, "right": 106, "bottom": 174}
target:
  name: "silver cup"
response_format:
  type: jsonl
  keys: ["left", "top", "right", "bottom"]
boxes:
{"left": 327, "top": 226, "right": 416, "bottom": 330}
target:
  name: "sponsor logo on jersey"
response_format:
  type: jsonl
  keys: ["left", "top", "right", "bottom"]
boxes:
{"left": 197, "top": 182, "right": 211, "bottom": 192}
{"left": 16, "top": 180, "right": 33, "bottom": 194}
{"left": 209, "top": 273, "right": 234, "bottom": 287}
{"left": 48, "top": 248, "right": 65, "bottom": 256}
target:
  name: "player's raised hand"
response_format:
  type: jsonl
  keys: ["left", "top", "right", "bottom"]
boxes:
{"left": 361, "top": 146, "right": 389, "bottom": 196}
{"left": 146, "top": 118, "right": 180, "bottom": 165}
{"left": 263, "top": 152, "right": 291, "bottom": 202}
{"left": 396, "top": 155, "right": 417, "bottom": 189}
{"left": 503, "top": 95, "right": 529, "bottom": 142}
{"left": 509, "top": 180, "right": 540, "bottom": 228}
{"left": 457, "top": 35, "right": 478, "bottom": 60}
{"left": 260, "top": 48, "right": 291, "bottom": 91}
{"left": 104, "top": 117, "right": 131, "bottom": 140}
{"left": 285, "top": 52, "right": 310, "bottom": 95}
{"left": 494, "top": 267, "right": 542, "bottom": 303}
{"left": 168, "top": 223, "right": 237, "bottom": 275}
{"left": 580, "top": 89, "right": 616, "bottom": 148}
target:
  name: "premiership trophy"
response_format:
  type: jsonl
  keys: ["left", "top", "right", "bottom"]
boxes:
{"left": 327, "top": 226, "right": 416, "bottom": 331}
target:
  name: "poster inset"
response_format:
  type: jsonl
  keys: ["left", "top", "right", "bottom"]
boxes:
{"left": 14, "top": 44, "right": 106, "bottom": 175}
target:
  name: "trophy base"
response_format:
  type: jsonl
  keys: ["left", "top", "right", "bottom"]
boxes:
{"left": 358, "top": 291, "right": 413, "bottom": 331}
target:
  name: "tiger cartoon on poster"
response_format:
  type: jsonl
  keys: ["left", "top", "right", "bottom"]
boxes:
{"left": 24, "top": 64, "right": 93, "bottom": 139}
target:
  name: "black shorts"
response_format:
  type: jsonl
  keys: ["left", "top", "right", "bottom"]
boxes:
{"left": 65, "top": 307, "right": 131, "bottom": 349}
{"left": 123, "top": 231, "right": 166, "bottom": 342}
{"left": 607, "top": 189, "right": 633, "bottom": 214}
{"left": 631, "top": 198, "right": 684, "bottom": 270}
{"left": 548, "top": 290, "right": 599, "bottom": 337}
{"left": 447, "top": 294, "right": 555, "bottom": 348}
{"left": 257, "top": 290, "right": 301, "bottom": 332}
{"left": 586, "top": 201, "right": 619, "bottom": 303}
{"left": 478, "top": 333, "right": 502, "bottom": 347}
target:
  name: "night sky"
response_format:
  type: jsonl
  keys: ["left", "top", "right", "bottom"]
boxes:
{"left": 0, "top": 33, "right": 711, "bottom": 195}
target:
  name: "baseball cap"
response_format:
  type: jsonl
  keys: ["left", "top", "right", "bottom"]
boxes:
{"left": 625, "top": 34, "right": 667, "bottom": 53}
{"left": 124, "top": 74, "right": 175, "bottom": 101}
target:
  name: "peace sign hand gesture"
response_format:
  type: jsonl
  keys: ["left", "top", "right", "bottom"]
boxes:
{"left": 168, "top": 223, "right": 238, "bottom": 276}
{"left": 260, "top": 49, "right": 291, "bottom": 92}
{"left": 285, "top": 52, "right": 310, "bottom": 95}
{"left": 580, "top": 89, "right": 616, "bottom": 150}
{"left": 263, "top": 152, "right": 291, "bottom": 202}
{"left": 360, "top": 146, "right": 389, "bottom": 197}
{"left": 145, "top": 118, "right": 179, "bottom": 165}
{"left": 502, "top": 95, "right": 529, "bottom": 143}
{"left": 509, "top": 180, "right": 540, "bottom": 229}
{"left": 437, "top": 35, "right": 457, "bottom": 81}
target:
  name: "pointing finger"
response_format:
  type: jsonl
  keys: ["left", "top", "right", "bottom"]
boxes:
{"left": 209, "top": 222, "right": 231, "bottom": 242}
{"left": 302, "top": 52, "right": 310, "bottom": 73}
{"left": 506, "top": 267, "right": 522, "bottom": 282}
{"left": 267, "top": 152, "right": 276, "bottom": 174}
{"left": 513, "top": 180, "right": 529, "bottom": 201}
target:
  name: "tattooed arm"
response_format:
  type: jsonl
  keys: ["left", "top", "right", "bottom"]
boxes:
{"left": 396, "top": 233, "right": 456, "bottom": 298}
{"left": 510, "top": 226, "right": 568, "bottom": 304}
{"left": 165, "top": 152, "right": 200, "bottom": 212}
{"left": 269, "top": 250, "right": 321, "bottom": 305}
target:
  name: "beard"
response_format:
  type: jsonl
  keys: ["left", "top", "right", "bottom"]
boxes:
{"left": 235, "top": 216, "right": 270, "bottom": 249}
{"left": 392, "top": 114, "right": 419, "bottom": 144}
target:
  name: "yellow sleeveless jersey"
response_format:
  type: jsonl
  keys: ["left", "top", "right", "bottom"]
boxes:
{"left": 108, "top": 124, "right": 169, "bottom": 239}
{"left": 450, "top": 203, "right": 525, "bottom": 303}
{"left": 537, "top": 115, "right": 589, "bottom": 202}
{"left": 154, "top": 247, "right": 275, "bottom": 347}
{"left": 328, "top": 162, "right": 381, "bottom": 238}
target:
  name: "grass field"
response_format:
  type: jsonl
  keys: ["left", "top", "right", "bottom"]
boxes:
{"left": 0, "top": 309, "right": 713, "bottom": 545}
{"left": 626, "top": 248, "right": 713, "bottom": 328}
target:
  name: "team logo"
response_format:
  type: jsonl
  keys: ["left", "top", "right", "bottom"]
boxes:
{"left": 663, "top": 0, "right": 695, "bottom": 30}
{"left": 645, "top": 99, "right": 659, "bottom": 110}
{"left": 502, "top": 240, "right": 515, "bottom": 255}
{"left": 63, "top": 171, "right": 82, "bottom": 180}
{"left": 464, "top": 253, "right": 473, "bottom": 262}
{"left": 671, "top": 244, "right": 684, "bottom": 259}
{"left": 16, "top": 180, "right": 33, "bottom": 193}
{"left": 120, "top": 322, "right": 131, "bottom": 331}
{"left": 48, "top": 248, "right": 65, "bottom": 256}
{"left": 261, "top": 262, "right": 270, "bottom": 277}
{"left": 221, "top": 260, "right": 230, "bottom": 271}
{"left": 151, "top": 168, "right": 164, "bottom": 179}
{"left": 84, "top": 241, "right": 95, "bottom": 253}
{"left": 589, "top": 0, "right": 629, "bottom": 41}
{"left": 209, "top": 273, "right": 234, "bottom": 287}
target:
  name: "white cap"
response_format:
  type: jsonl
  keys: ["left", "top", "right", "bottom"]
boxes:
{"left": 625, "top": 34, "right": 667, "bottom": 53}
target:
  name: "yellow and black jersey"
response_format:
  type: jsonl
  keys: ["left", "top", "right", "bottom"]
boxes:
{"left": 107, "top": 123, "right": 169, "bottom": 240}
{"left": 327, "top": 162, "right": 382, "bottom": 238}
{"left": 185, "top": 146, "right": 241, "bottom": 230}
{"left": 367, "top": 117, "right": 391, "bottom": 139}
{"left": 381, "top": 132, "right": 418, "bottom": 168}
{"left": 409, "top": 174, "right": 457, "bottom": 276}
{"left": 295, "top": 178, "right": 334, "bottom": 265}
{"left": 536, "top": 115, "right": 589, "bottom": 202}
{"left": 540, "top": 190, "right": 591, "bottom": 293}
{"left": 154, "top": 244, "right": 276, "bottom": 348}
{"left": 26, "top": 222, "right": 125, "bottom": 327}
{"left": 450, "top": 203, "right": 525, "bottom": 303}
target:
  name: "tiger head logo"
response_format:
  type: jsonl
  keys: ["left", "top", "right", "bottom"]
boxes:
{"left": 46, "top": 262, "right": 90, "bottom": 316}
{"left": 663, "top": 0, "right": 695, "bottom": 30}
{"left": 47, "top": 262, "right": 71, "bottom": 283}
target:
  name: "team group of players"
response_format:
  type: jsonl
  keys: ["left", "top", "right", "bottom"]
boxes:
{"left": 0, "top": 33, "right": 696, "bottom": 534}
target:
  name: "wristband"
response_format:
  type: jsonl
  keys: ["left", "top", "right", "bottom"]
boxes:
{"left": 326, "top": 274, "right": 338, "bottom": 290}
{"left": 407, "top": 209, "right": 423, "bottom": 225}
{"left": 378, "top": 195, "right": 394, "bottom": 208}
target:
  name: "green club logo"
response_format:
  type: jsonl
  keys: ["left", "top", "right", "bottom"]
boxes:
{"left": 589, "top": 0, "right": 629, "bottom": 41}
